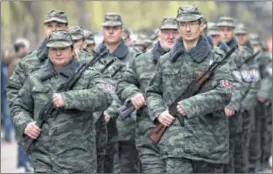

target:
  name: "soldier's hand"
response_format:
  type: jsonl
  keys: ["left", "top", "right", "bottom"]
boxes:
{"left": 53, "top": 93, "right": 65, "bottom": 108}
{"left": 24, "top": 121, "right": 40, "bottom": 139}
{"left": 224, "top": 107, "right": 235, "bottom": 117}
{"left": 131, "top": 93, "right": 145, "bottom": 110}
{"left": 258, "top": 97, "right": 266, "bottom": 103}
{"left": 176, "top": 104, "right": 186, "bottom": 116}
{"left": 104, "top": 111, "right": 111, "bottom": 122}
{"left": 157, "top": 110, "right": 175, "bottom": 127}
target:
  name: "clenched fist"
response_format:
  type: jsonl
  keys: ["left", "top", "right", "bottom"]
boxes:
{"left": 224, "top": 107, "right": 235, "bottom": 117}
{"left": 24, "top": 121, "right": 40, "bottom": 139}
{"left": 157, "top": 110, "right": 175, "bottom": 127}
{"left": 104, "top": 111, "right": 111, "bottom": 122}
{"left": 53, "top": 93, "right": 65, "bottom": 108}
{"left": 131, "top": 93, "right": 145, "bottom": 110}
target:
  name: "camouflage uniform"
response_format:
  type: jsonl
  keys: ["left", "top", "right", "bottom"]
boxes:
{"left": 117, "top": 18, "right": 178, "bottom": 173}
{"left": 249, "top": 37, "right": 273, "bottom": 171}
{"left": 10, "top": 30, "right": 112, "bottom": 173}
{"left": 145, "top": 5, "right": 233, "bottom": 173}
{"left": 83, "top": 30, "right": 96, "bottom": 55}
{"left": 94, "top": 13, "right": 141, "bottom": 173}
{"left": 70, "top": 25, "right": 107, "bottom": 173}
{"left": 235, "top": 25, "right": 262, "bottom": 173}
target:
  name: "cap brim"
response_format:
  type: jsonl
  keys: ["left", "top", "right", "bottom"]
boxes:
{"left": 217, "top": 22, "right": 235, "bottom": 28}
{"left": 44, "top": 17, "right": 67, "bottom": 24}
{"left": 160, "top": 24, "right": 178, "bottom": 30}
{"left": 86, "top": 40, "right": 95, "bottom": 45}
{"left": 176, "top": 15, "right": 202, "bottom": 22}
{"left": 46, "top": 41, "right": 73, "bottom": 48}
{"left": 208, "top": 30, "right": 220, "bottom": 36}
{"left": 235, "top": 30, "right": 248, "bottom": 35}
{"left": 250, "top": 40, "right": 260, "bottom": 45}
{"left": 102, "top": 21, "right": 122, "bottom": 27}
{"left": 71, "top": 35, "right": 84, "bottom": 41}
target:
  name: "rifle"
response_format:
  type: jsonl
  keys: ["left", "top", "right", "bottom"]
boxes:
{"left": 20, "top": 51, "right": 113, "bottom": 153}
{"left": 149, "top": 45, "right": 237, "bottom": 144}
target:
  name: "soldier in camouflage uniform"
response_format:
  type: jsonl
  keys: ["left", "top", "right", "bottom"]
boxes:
{"left": 207, "top": 22, "right": 229, "bottom": 52}
{"left": 145, "top": 5, "right": 233, "bottom": 173}
{"left": 93, "top": 13, "right": 141, "bottom": 173}
{"left": 7, "top": 10, "right": 69, "bottom": 108}
{"left": 249, "top": 36, "right": 273, "bottom": 172}
{"left": 83, "top": 30, "right": 96, "bottom": 55}
{"left": 116, "top": 17, "right": 179, "bottom": 173}
{"left": 11, "top": 30, "right": 112, "bottom": 173}
{"left": 123, "top": 27, "right": 133, "bottom": 47}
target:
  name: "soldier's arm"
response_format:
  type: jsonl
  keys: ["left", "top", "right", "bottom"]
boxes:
{"left": 11, "top": 77, "right": 34, "bottom": 138}
{"left": 6, "top": 59, "right": 28, "bottom": 108}
{"left": 116, "top": 58, "right": 141, "bottom": 103}
{"left": 104, "top": 93, "right": 122, "bottom": 120}
{"left": 145, "top": 61, "right": 166, "bottom": 123}
{"left": 241, "top": 76, "right": 260, "bottom": 110}
{"left": 178, "top": 63, "right": 233, "bottom": 118}
{"left": 60, "top": 69, "right": 112, "bottom": 112}
{"left": 257, "top": 77, "right": 272, "bottom": 101}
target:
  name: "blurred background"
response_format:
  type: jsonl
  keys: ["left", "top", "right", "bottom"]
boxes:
{"left": 1, "top": 1, "right": 272, "bottom": 52}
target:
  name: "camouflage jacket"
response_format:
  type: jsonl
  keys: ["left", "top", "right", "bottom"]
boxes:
{"left": 95, "top": 39, "right": 141, "bottom": 141}
{"left": 145, "top": 36, "right": 233, "bottom": 163}
{"left": 11, "top": 58, "right": 112, "bottom": 173}
{"left": 7, "top": 39, "right": 91, "bottom": 108}
{"left": 256, "top": 51, "right": 272, "bottom": 102}
{"left": 117, "top": 41, "right": 168, "bottom": 140}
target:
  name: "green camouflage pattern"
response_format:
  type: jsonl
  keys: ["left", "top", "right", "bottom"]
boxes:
{"left": 176, "top": 5, "right": 203, "bottom": 22}
{"left": 145, "top": 36, "right": 233, "bottom": 164}
{"left": 46, "top": 30, "right": 73, "bottom": 48}
{"left": 159, "top": 18, "right": 178, "bottom": 30}
{"left": 216, "top": 16, "right": 235, "bottom": 28}
{"left": 117, "top": 41, "right": 169, "bottom": 173}
{"left": 44, "top": 10, "right": 68, "bottom": 24}
{"left": 69, "top": 26, "right": 84, "bottom": 41}
{"left": 11, "top": 59, "right": 112, "bottom": 173}
{"left": 102, "top": 13, "right": 123, "bottom": 27}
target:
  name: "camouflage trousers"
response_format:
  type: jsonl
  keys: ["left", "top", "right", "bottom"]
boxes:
{"left": 224, "top": 112, "right": 243, "bottom": 173}
{"left": 260, "top": 103, "right": 272, "bottom": 168}
{"left": 234, "top": 109, "right": 254, "bottom": 173}
{"left": 104, "top": 119, "right": 118, "bottom": 173}
{"left": 248, "top": 102, "right": 263, "bottom": 172}
{"left": 136, "top": 130, "right": 165, "bottom": 173}
{"left": 113, "top": 140, "right": 141, "bottom": 173}
{"left": 95, "top": 115, "right": 108, "bottom": 173}
{"left": 164, "top": 157, "right": 224, "bottom": 173}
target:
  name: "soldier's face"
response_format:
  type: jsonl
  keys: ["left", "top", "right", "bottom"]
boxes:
{"left": 73, "top": 39, "right": 85, "bottom": 50}
{"left": 219, "top": 27, "right": 234, "bottom": 42}
{"left": 211, "top": 34, "right": 221, "bottom": 47}
{"left": 236, "top": 34, "right": 249, "bottom": 46}
{"left": 179, "top": 21, "right": 201, "bottom": 42}
{"left": 44, "top": 22, "right": 68, "bottom": 38}
{"left": 86, "top": 44, "right": 96, "bottom": 52}
{"left": 159, "top": 29, "right": 179, "bottom": 49}
{"left": 49, "top": 47, "right": 74, "bottom": 67}
{"left": 103, "top": 26, "right": 123, "bottom": 44}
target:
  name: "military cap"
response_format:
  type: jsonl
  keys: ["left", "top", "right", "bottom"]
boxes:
{"left": 83, "top": 30, "right": 95, "bottom": 45}
{"left": 46, "top": 30, "right": 73, "bottom": 48}
{"left": 234, "top": 23, "right": 248, "bottom": 35}
{"left": 207, "top": 22, "right": 220, "bottom": 36}
{"left": 176, "top": 5, "right": 203, "bottom": 22}
{"left": 217, "top": 16, "right": 235, "bottom": 28}
{"left": 123, "top": 27, "right": 131, "bottom": 38}
{"left": 44, "top": 10, "right": 68, "bottom": 24}
{"left": 102, "top": 13, "right": 123, "bottom": 27}
{"left": 159, "top": 18, "right": 178, "bottom": 30}
{"left": 69, "top": 26, "right": 84, "bottom": 41}
{"left": 249, "top": 33, "right": 261, "bottom": 45}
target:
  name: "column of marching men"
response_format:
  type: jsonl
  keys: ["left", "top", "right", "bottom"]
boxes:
{"left": 5, "top": 4, "right": 272, "bottom": 173}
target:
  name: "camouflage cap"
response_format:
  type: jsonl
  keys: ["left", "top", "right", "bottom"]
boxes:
{"left": 207, "top": 22, "right": 220, "bottom": 36}
{"left": 102, "top": 13, "right": 123, "bottom": 27}
{"left": 249, "top": 33, "right": 261, "bottom": 45}
{"left": 234, "top": 23, "right": 248, "bottom": 35}
{"left": 44, "top": 10, "right": 68, "bottom": 24}
{"left": 176, "top": 5, "right": 203, "bottom": 22}
{"left": 217, "top": 16, "right": 235, "bottom": 28}
{"left": 83, "top": 30, "right": 95, "bottom": 45}
{"left": 69, "top": 26, "right": 84, "bottom": 41}
{"left": 46, "top": 30, "right": 73, "bottom": 48}
{"left": 159, "top": 18, "right": 178, "bottom": 30}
